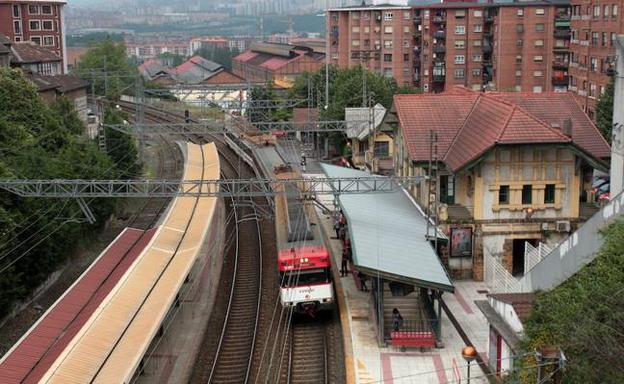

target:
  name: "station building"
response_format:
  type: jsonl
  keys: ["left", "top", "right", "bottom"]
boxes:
{"left": 386, "top": 88, "right": 610, "bottom": 280}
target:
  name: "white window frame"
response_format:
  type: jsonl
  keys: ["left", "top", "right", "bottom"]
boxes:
{"left": 13, "top": 20, "right": 22, "bottom": 35}
{"left": 474, "top": 10, "right": 483, "bottom": 18}
{"left": 534, "top": 55, "right": 543, "bottom": 62}
{"left": 384, "top": 26, "right": 393, "bottom": 34}
{"left": 534, "top": 39, "right": 544, "bottom": 46}
{"left": 29, "top": 20, "right": 41, "bottom": 31}
{"left": 454, "top": 68, "right": 465, "bottom": 79}
{"left": 13, "top": 4, "right": 20, "bottom": 17}
{"left": 472, "top": 68, "right": 481, "bottom": 76}
{"left": 30, "top": 36, "right": 41, "bottom": 45}
{"left": 41, "top": 5, "right": 52, "bottom": 15}
{"left": 384, "top": 12, "right": 393, "bottom": 21}
{"left": 472, "top": 54, "right": 482, "bottom": 62}
{"left": 474, "top": 24, "right": 482, "bottom": 33}
{"left": 517, "top": 8, "right": 524, "bottom": 17}
{"left": 42, "top": 20, "right": 54, "bottom": 31}
{"left": 536, "top": 8, "right": 545, "bottom": 15}
{"left": 28, "top": 4, "right": 39, "bottom": 14}
{"left": 454, "top": 40, "right": 465, "bottom": 49}
{"left": 43, "top": 35, "right": 54, "bottom": 46}
{"left": 384, "top": 40, "right": 393, "bottom": 49}
{"left": 454, "top": 25, "right": 466, "bottom": 35}
{"left": 454, "top": 55, "right": 465, "bottom": 64}
{"left": 352, "top": 26, "right": 360, "bottom": 33}
{"left": 533, "top": 70, "right": 543, "bottom": 77}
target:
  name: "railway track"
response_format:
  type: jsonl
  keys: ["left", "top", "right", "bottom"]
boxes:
{"left": 111, "top": 100, "right": 345, "bottom": 384}
{"left": 281, "top": 320, "right": 328, "bottom": 384}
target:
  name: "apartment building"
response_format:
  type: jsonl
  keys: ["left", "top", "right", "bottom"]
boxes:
{"left": 329, "top": 1, "right": 571, "bottom": 93}
{"left": 569, "top": 0, "right": 623, "bottom": 118}
{"left": 327, "top": 4, "right": 416, "bottom": 86}
{"left": 0, "top": 0, "right": 67, "bottom": 72}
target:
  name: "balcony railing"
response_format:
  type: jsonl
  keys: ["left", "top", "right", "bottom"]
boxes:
{"left": 433, "top": 30, "right": 446, "bottom": 39}
{"left": 432, "top": 16, "right": 445, "bottom": 24}
{"left": 482, "top": 44, "right": 492, "bottom": 53}
{"left": 554, "top": 44, "right": 570, "bottom": 51}
{"left": 578, "top": 89, "right": 588, "bottom": 96}
{"left": 552, "top": 60, "right": 569, "bottom": 69}
{"left": 433, "top": 45, "right": 446, "bottom": 54}
{"left": 552, "top": 75, "right": 569, "bottom": 85}
{"left": 414, "top": 15, "right": 422, "bottom": 23}
{"left": 554, "top": 29, "right": 571, "bottom": 38}
{"left": 432, "top": 74, "right": 445, "bottom": 82}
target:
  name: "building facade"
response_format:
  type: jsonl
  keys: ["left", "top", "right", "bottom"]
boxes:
{"left": 328, "top": 4, "right": 416, "bottom": 86}
{"left": 387, "top": 90, "right": 610, "bottom": 280}
{"left": 0, "top": 0, "right": 66, "bottom": 72}
{"left": 328, "top": 1, "right": 571, "bottom": 93}
{"left": 569, "top": 0, "right": 623, "bottom": 118}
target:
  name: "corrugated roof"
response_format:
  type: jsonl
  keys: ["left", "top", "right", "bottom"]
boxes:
{"left": 0, "top": 227, "right": 156, "bottom": 384}
{"left": 321, "top": 164, "right": 454, "bottom": 292}
{"left": 345, "top": 103, "right": 386, "bottom": 140}
{"left": 28, "top": 74, "right": 89, "bottom": 93}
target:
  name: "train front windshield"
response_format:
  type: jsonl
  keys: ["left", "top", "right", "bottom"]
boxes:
{"left": 281, "top": 268, "right": 330, "bottom": 287}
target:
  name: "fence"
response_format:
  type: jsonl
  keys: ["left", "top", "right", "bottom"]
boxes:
{"left": 524, "top": 241, "right": 554, "bottom": 274}
{"left": 484, "top": 254, "right": 522, "bottom": 294}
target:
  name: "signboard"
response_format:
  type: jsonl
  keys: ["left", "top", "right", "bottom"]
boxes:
{"left": 450, "top": 227, "right": 472, "bottom": 258}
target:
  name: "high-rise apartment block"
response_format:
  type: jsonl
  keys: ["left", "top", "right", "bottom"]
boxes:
{"left": 328, "top": 1, "right": 572, "bottom": 93}
{"left": 569, "top": 0, "right": 623, "bottom": 118}
{"left": 0, "top": 0, "right": 67, "bottom": 72}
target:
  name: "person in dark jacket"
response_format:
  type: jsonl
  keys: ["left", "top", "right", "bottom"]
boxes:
{"left": 392, "top": 308, "right": 403, "bottom": 331}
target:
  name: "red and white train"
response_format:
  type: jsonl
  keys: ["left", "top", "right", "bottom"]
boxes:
{"left": 255, "top": 143, "right": 334, "bottom": 314}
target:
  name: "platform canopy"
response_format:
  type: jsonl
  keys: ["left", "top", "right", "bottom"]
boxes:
{"left": 321, "top": 164, "right": 454, "bottom": 292}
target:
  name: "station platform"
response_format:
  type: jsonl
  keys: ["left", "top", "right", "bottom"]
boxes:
{"left": 318, "top": 214, "right": 491, "bottom": 383}
{"left": 0, "top": 227, "right": 156, "bottom": 384}
{"left": 302, "top": 162, "right": 491, "bottom": 384}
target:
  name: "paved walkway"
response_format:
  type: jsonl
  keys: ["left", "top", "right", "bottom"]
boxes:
{"left": 310, "top": 174, "right": 492, "bottom": 384}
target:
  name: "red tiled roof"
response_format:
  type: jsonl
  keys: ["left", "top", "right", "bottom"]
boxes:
{"left": 394, "top": 93, "right": 478, "bottom": 164}
{"left": 0, "top": 227, "right": 156, "bottom": 384}
{"left": 488, "top": 92, "right": 611, "bottom": 159}
{"left": 394, "top": 90, "right": 610, "bottom": 172}
{"left": 233, "top": 50, "right": 259, "bottom": 63}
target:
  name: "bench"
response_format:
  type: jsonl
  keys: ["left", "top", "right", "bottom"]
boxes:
{"left": 391, "top": 331, "right": 436, "bottom": 348}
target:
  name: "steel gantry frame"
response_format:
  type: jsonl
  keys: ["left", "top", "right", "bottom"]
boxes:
{"left": 103, "top": 120, "right": 369, "bottom": 136}
{"left": 0, "top": 176, "right": 424, "bottom": 198}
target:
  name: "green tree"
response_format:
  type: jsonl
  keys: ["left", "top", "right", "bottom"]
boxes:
{"left": 516, "top": 221, "right": 624, "bottom": 383}
{"left": 0, "top": 67, "right": 119, "bottom": 318}
{"left": 290, "top": 65, "right": 398, "bottom": 121}
{"left": 595, "top": 77, "right": 615, "bottom": 143}
{"left": 248, "top": 82, "right": 291, "bottom": 123}
{"left": 103, "top": 107, "right": 141, "bottom": 179}
{"left": 75, "top": 39, "right": 137, "bottom": 99}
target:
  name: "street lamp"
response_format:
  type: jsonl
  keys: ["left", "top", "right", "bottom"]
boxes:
{"left": 462, "top": 345, "right": 477, "bottom": 383}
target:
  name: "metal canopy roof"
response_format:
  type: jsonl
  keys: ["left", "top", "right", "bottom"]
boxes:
{"left": 321, "top": 164, "right": 454, "bottom": 292}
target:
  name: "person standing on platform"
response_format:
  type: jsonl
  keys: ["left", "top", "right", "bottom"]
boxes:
{"left": 333, "top": 215, "right": 341, "bottom": 239}
{"left": 358, "top": 271, "right": 368, "bottom": 292}
{"left": 341, "top": 248, "right": 349, "bottom": 277}
{"left": 300, "top": 152, "right": 307, "bottom": 172}
{"left": 392, "top": 308, "right": 403, "bottom": 331}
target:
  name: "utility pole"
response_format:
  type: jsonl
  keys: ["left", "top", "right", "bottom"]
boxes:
{"left": 426, "top": 130, "right": 439, "bottom": 252}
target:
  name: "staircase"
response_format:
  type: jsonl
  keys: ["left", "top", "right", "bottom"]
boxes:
{"left": 382, "top": 289, "right": 431, "bottom": 341}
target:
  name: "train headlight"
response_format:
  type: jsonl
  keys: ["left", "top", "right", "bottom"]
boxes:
{"left": 300, "top": 257, "right": 308, "bottom": 263}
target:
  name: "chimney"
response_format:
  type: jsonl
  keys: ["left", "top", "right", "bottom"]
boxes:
{"left": 562, "top": 118, "right": 572, "bottom": 138}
